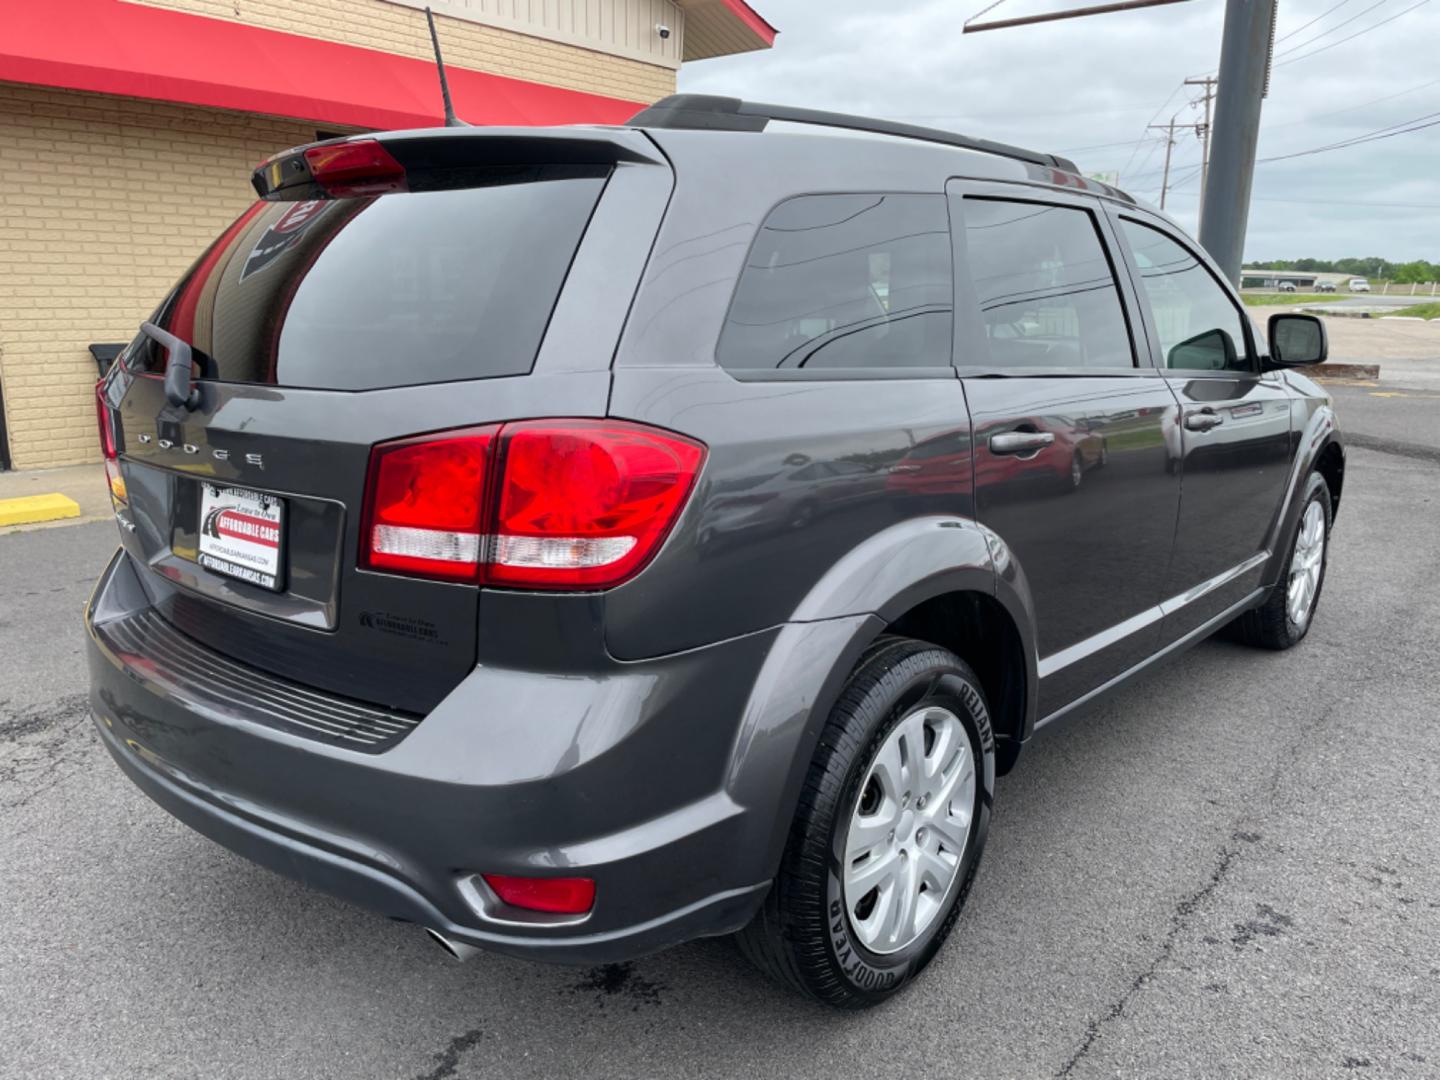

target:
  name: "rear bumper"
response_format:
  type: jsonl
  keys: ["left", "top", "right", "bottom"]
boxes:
{"left": 87, "top": 549, "right": 776, "bottom": 965}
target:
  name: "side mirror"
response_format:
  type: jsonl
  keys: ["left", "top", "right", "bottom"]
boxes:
{"left": 1267, "top": 313, "right": 1328, "bottom": 366}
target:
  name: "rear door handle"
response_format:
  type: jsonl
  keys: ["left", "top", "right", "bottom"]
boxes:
{"left": 1184, "top": 409, "right": 1224, "bottom": 432}
{"left": 989, "top": 431, "right": 1055, "bottom": 455}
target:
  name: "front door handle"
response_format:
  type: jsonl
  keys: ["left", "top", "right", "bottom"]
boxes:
{"left": 1184, "top": 409, "right": 1224, "bottom": 432}
{"left": 989, "top": 431, "right": 1055, "bottom": 455}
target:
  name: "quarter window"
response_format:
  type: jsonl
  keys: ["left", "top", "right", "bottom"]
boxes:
{"left": 717, "top": 194, "right": 953, "bottom": 371}
{"left": 961, "top": 199, "right": 1134, "bottom": 370}
{"left": 1118, "top": 219, "right": 1253, "bottom": 372}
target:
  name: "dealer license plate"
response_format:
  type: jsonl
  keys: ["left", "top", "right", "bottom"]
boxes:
{"left": 197, "top": 483, "right": 285, "bottom": 591}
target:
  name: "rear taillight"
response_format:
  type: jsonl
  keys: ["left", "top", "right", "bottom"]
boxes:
{"left": 303, "top": 139, "right": 407, "bottom": 198}
{"left": 489, "top": 421, "right": 705, "bottom": 589}
{"left": 96, "top": 381, "right": 126, "bottom": 505}
{"left": 95, "top": 383, "right": 116, "bottom": 460}
{"left": 359, "top": 420, "right": 705, "bottom": 591}
{"left": 361, "top": 428, "right": 497, "bottom": 582}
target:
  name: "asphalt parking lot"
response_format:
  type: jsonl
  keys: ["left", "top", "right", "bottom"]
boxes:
{"left": 3, "top": 399, "right": 1438, "bottom": 1078}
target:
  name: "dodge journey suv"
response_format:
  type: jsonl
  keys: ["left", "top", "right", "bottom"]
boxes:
{"left": 88, "top": 95, "right": 1344, "bottom": 1008}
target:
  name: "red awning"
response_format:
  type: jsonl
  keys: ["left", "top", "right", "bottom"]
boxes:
{"left": 0, "top": 0, "right": 647, "bottom": 131}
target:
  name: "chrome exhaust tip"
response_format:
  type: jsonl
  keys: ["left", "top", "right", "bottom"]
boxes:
{"left": 425, "top": 927, "right": 481, "bottom": 962}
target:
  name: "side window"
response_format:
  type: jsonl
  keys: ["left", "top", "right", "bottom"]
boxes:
{"left": 717, "top": 194, "right": 953, "bottom": 371}
{"left": 1118, "top": 219, "right": 1253, "bottom": 373}
{"left": 962, "top": 199, "right": 1134, "bottom": 370}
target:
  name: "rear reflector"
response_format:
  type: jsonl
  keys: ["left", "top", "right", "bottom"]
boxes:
{"left": 302, "top": 139, "right": 407, "bottom": 198}
{"left": 482, "top": 874, "right": 595, "bottom": 915}
{"left": 360, "top": 420, "right": 705, "bottom": 590}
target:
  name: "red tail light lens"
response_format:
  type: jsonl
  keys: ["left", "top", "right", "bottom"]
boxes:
{"left": 490, "top": 421, "right": 705, "bottom": 589}
{"left": 95, "top": 382, "right": 117, "bottom": 460}
{"left": 482, "top": 874, "right": 595, "bottom": 915}
{"left": 361, "top": 428, "right": 497, "bottom": 582}
{"left": 96, "top": 381, "right": 127, "bottom": 505}
{"left": 303, "top": 139, "right": 407, "bottom": 198}
{"left": 359, "top": 421, "right": 705, "bottom": 590}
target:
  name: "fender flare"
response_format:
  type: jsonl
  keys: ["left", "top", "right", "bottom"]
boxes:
{"left": 1263, "top": 402, "right": 1343, "bottom": 587}
{"left": 722, "top": 516, "right": 1041, "bottom": 883}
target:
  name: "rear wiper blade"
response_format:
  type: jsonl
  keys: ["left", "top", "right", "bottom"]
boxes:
{"left": 139, "top": 322, "right": 202, "bottom": 410}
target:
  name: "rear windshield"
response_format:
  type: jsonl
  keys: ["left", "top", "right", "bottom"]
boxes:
{"left": 135, "top": 172, "right": 605, "bottom": 390}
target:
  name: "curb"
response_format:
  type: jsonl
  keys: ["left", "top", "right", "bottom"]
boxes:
{"left": 1311, "top": 362, "right": 1381, "bottom": 380}
{"left": 0, "top": 493, "right": 82, "bottom": 527}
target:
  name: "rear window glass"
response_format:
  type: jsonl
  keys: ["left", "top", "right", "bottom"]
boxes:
{"left": 717, "top": 193, "right": 953, "bottom": 372}
{"left": 136, "top": 173, "right": 605, "bottom": 390}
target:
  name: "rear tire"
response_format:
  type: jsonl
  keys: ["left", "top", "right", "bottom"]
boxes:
{"left": 736, "top": 637, "right": 995, "bottom": 1008}
{"left": 1230, "top": 471, "right": 1332, "bottom": 650}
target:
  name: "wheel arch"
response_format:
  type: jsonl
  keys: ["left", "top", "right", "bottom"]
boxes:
{"left": 724, "top": 516, "right": 1040, "bottom": 885}
{"left": 1264, "top": 399, "right": 1344, "bottom": 586}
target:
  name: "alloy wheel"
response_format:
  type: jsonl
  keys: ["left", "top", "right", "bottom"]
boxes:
{"left": 1287, "top": 500, "right": 1326, "bottom": 627}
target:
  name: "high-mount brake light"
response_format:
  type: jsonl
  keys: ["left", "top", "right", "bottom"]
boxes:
{"left": 302, "top": 140, "right": 407, "bottom": 198}
{"left": 359, "top": 421, "right": 706, "bottom": 590}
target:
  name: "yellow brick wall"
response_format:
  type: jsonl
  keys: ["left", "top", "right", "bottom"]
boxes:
{"left": 129, "top": 0, "right": 677, "bottom": 104}
{"left": 0, "top": 83, "right": 320, "bottom": 469}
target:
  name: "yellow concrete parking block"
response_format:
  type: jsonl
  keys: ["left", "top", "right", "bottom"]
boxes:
{"left": 0, "top": 493, "right": 83, "bottom": 527}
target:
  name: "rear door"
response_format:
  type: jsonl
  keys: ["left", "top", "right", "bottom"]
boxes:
{"left": 104, "top": 132, "right": 669, "bottom": 713}
{"left": 1107, "top": 213, "right": 1294, "bottom": 640}
{"left": 947, "top": 181, "right": 1183, "bottom": 715}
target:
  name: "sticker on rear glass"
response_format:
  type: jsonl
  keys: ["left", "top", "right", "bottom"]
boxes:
{"left": 239, "top": 199, "right": 328, "bottom": 281}
{"left": 198, "top": 483, "right": 285, "bottom": 591}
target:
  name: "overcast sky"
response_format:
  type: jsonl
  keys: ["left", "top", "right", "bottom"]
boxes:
{"left": 678, "top": 0, "right": 1440, "bottom": 262}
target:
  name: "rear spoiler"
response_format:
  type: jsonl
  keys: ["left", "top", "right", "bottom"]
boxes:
{"left": 252, "top": 128, "right": 665, "bottom": 200}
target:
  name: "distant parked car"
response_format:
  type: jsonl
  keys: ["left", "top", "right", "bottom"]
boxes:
{"left": 1315, "top": 281, "right": 1336, "bottom": 293}
{"left": 1278, "top": 282, "right": 1297, "bottom": 293}
{"left": 1348, "top": 277, "right": 1371, "bottom": 292}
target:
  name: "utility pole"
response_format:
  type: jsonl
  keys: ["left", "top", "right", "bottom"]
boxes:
{"left": 1148, "top": 117, "right": 1179, "bottom": 210}
{"left": 1199, "top": 0, "right": 1278, "bottom": 284}
{"left": 1184, "top": 75, "right": 1217, "bottom": 227}
{"left": 1147, "top": 109, "right": 1204, "bottom": 211}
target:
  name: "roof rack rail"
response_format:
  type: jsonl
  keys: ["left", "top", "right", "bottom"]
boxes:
{"left": 626, "top": 94, "right": 1079, "bottom": 173}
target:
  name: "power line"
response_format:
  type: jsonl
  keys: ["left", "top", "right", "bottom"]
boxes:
{"left": 1257, "top": 108, "right": 1440, "bottom": 161}
{"left": 1120, "top": 81, "right": 1186, "bottom": 180}
{"left": 1252, "top": 195, "right": 1440, "bottom": 208}
{"left": 1275, "top": 0, "right": 1360, "bottom": 43}
{"left": 1055, "top": 137, "right": 1163, "bottom": 153}
{"left": 1275, "top": 0, "right": 1432, "bottom": 66}
{"left": 1264, "top": 76, "right": 1440, "bottom": 129}
{"left": 1274, "top": 0, "right": 1390, "bottom": 56}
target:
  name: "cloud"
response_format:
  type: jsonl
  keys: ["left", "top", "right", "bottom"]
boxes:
{"left": 680, "top": 0, "right": 1440, "bottom": 261}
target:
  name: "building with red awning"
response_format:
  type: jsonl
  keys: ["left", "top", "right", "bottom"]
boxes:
{"left": 0, "top": 0, "right": 774, "bottom": 469}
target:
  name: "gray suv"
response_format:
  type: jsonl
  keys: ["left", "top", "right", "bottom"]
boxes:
{"left": 87, "top": 95, "right": 1344, "bottom": 1008}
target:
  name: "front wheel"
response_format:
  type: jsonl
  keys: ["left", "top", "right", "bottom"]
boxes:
{"left": 736, "top": 637, "right": 995, "bottom": 1007}
{"left": 1230, "top": 471, "right": 1333, "bottom": 649}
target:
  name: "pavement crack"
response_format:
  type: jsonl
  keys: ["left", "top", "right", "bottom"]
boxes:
{"left": 1054, "top": 835, "right": 1250, "bottom": 1078}
{"left": 411, "top": 1028, "right": 484, "bottom": 1080}
{"left": 0, "top": 694, "right": 95, "bottom": 809}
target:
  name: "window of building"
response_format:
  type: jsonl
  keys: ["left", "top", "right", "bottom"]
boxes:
{"left": 961, "top": 199, "right": 1134, "bottom": 370}
{"left": 1118, "top": 219, "right": 1253, "bottom": 373}
{"left": 717, "top": 194, "right": 953, "bottom": 372}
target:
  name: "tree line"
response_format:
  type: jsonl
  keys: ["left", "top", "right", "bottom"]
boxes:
{"left": 1244, "top": 257, "right": 1439, "bottom": 283}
